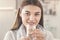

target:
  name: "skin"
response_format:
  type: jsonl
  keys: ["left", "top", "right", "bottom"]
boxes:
{"left": 20, "top": 5, "right": 45, "bottom": 40}
{"left": 20, "top": 5, "right": 41, "bottom": 28}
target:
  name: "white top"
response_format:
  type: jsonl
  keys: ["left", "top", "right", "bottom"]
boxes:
{"left": 3, "top": 24, "right": 54, "bottom": 40}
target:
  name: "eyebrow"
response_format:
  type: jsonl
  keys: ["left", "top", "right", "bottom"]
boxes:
{"left": 35, "top": 12, "right": 41, "bottom": 14}
{"left": 25, "top": 11, "right": 30, "bottom": 13}
{"left": 25, "top": 11, "right": 41, "bottom": 14}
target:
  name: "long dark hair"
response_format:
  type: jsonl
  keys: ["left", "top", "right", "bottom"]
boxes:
{"left": 11, "top": 0, "right": 43, "bottom": 30}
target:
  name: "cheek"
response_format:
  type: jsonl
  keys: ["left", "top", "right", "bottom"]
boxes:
{"left": 22, "top": 15, "right": 28, "bottom": 23}
{"left": 21, "top": 13, "right": 29, "bottom": 23}
{"left": 36, "top": 16, "right": 41, "bottom": 23}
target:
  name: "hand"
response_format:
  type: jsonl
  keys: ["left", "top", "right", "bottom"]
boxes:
{"left": 19, "top": 36, "right": 31, "bottom": 40}
{"left": 29, "top": 29, "right": 45, "bottom": 40}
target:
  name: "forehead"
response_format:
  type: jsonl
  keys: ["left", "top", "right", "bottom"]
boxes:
{"left": 22, "top": 5, "right": 41, "bottom": 12}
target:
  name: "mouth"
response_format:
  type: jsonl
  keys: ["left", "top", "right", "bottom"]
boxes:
{"left": 27, "top": 22, "right": 35, "bottom": 26}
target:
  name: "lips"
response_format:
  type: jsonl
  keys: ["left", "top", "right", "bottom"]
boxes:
{"left": 27, "top": 22, "right": 35, "bottom": 25}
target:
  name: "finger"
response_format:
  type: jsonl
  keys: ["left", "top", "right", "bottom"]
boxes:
{"left": 29, "top": 29, "right": 44, "bottom": 37}
{"left": 31, "top": 33, "right": 44, "bottom": 38}
{"left": 33, "top": 36, "right": 45, "bottom": 40}
{"left": 29, "top": 29, "right": 40, "bottom": 34}
{"left": 34, "top": 29, "right": 43, "bottom": 33}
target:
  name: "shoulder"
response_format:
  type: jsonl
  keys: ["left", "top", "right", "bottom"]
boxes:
{"left": 46, "top": 30, "right": 53, "bottom": 37}
{"left": 45, "top": 30, "right": 54, "bottom": 40}
{"left": 37, "top": 24, "right": 54, "bottom": 40}
{"left": 3, "top": 30, "right": 16, "bottom": 40}
{"left": 6, "top": 31, "right": 13, "bottom": 35}
{"left": 4, "top": 31, "right": 13, "bottom": 38}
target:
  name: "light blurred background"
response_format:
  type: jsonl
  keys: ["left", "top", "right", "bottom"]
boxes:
{"left": 0, "top": 0, "right": 60, "bottom": 40}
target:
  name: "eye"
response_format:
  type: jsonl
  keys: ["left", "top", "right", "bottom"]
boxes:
{"left": 25, "top": 12, "right": 30, "bottom": 16}
{"left": 35, "top": 12, "right": 41, "bottom": 16}
{"left": 35, "top": 13, "right": 40, "bottom": 16}
{"left": 24, "top": 11, "right": 30, "bottom": 16}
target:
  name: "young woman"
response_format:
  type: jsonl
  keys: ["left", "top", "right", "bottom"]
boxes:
{"left": 3, "top": 0, "right": 54, "bottom": 40}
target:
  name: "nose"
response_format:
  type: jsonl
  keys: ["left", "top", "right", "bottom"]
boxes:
{"left": 29, "top": 15, "right": 35, "bottom": 21}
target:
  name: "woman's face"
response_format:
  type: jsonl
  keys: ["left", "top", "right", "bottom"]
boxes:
{"left": 20, "top": 5, "right": 41, "bottom": 28}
